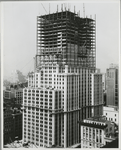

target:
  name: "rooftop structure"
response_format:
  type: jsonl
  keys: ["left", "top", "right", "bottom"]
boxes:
{"left": 109, "top": 63, "right": 118, "bottom": 69}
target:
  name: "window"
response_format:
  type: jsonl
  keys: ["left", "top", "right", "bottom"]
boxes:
{"left": 96, "top": 137, "right": 98, "bottom": 142}
{"left": 100, "top": 130, "right": 102, "bottom": 135}
{"left": 110, "top": 127, "right": 112, "bottom": 131}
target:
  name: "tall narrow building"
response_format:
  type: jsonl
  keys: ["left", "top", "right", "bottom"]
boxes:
{"left": 91, "top": 72, "right": 103, "bottom": 117}
{"left": 23, "top": 9, "right": 99, "bottom": 148}
{"left": 106, "top": 64, "right": 119, "bottom": 107}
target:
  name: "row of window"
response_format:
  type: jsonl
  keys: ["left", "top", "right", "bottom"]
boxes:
{"left": 24, "top": 120, "right": 52, "bottom": 125}
{"left": 24, "top": 116, "right": 52, "bottom": 121}
{"left": 24, "top": 90, "right": 52, "bottom": 93}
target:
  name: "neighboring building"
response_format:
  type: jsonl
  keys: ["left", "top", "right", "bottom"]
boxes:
{"left": 22, "top": 9, "right": 104, "bottom": 148}
{"left": 95, "top": 68, "right": 100, "bottom": 73}
{"left": 3, "top": 82, "right": 27, "bottom": 145}
{"left": 4, "top": 85, "right": 24, "bottom": 105}
{"left": 12, "top": 109, "right": 22, "bottom": 141}
{"left": 4, "top": 103, "right": 13, "bottom": 145}
{"left": 106, "top": 64, "right": 119, "bottom": 106}
{"left": 3, "top": 90, "right": 15, "bottom": 99}
{"left": 3, "top": 102, "right": 22, "bottom": 145}
{"left": 103, "top": 106, "right": 119, "bottom": 125}
{"left": 91, "top": 73, "right": 103, "bottom": 117}
{"left": 15, "top": 88, "right": 23, "bottom": 104}
{"left": 79, "top": 116, "right": 116, "bottom": 148}
{"left": 3, "top": 94, "right": 23, "bottom": 146}
{"left": 3, "top": 90, "right": 11, "bottom": 99}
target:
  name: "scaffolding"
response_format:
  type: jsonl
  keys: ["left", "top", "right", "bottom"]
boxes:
{"left": 36, "top": 10, "right": 96, "bottom": 69}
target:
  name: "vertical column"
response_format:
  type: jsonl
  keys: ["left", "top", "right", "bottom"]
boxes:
{"left": 64, "top": 74, "right": 67, "bottom": 147}
{"left": 91, "top": 74, "right": 94, "bottom": 117}
{"left": 56, "top": 64, "right": 59, "bottom": 73}
{"left": 95, "top": 128, "right": 96, "bottom": 148}
{"left": 81, "top": 126, "right": 83, "bottom": 148}
{"left": 52, "top": 91, "right": 55, "bottom": 146}
{"left": 65, "top": 65, "right": 68, "bottom": 73}
{"left": 102, "top": 130, "right": 105, "bottom": 146}
{"left": 22, "top": 90, "right": 25, "bottom": 143}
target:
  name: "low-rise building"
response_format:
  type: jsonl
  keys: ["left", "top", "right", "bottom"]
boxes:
{"left": 79, "top": 116, "right": 116, "bottom": 148}
{"left": 103, "top": 106, "right": 119, "bottom": 125}
{"left": 3, "top": 90, "right": 15, "bottom": 99}
{"left": 4, "top": 86, "right": 23, "bottom": 105}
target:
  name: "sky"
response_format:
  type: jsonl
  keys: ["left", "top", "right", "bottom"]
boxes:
{"left": 1, "top": 0, "right": 120, "bottom": 81}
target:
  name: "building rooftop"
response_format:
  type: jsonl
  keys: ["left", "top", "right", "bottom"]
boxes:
{"left": 104, "top": 105, "right": 119, "bottom": 111}
{"left": 106, "top": 105, "right": 118, "bottom": 109}
{"left": 86, "top": 116, "right": 106, "bottom": 122}
{"left": 78, "top": 121, "right": 107, "bottom": 129}
{"left": 109, "top": 63, "right": 118, "bottom": 69}
{"left": 78, "top": 115, "right": 116, "bottom": 129}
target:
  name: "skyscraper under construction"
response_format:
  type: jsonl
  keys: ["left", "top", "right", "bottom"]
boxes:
{"left": 23, "top": 8, "right": 103, "bottom": 148}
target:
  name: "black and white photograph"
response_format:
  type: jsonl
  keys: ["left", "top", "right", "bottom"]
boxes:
{"left": 1, "top": 0, "right": 120, "bottom": 148}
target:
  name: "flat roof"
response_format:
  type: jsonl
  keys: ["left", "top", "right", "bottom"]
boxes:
{"left": 86, "top": 116, "right": 107, "bottom": 123}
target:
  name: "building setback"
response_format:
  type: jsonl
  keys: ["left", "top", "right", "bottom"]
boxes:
{"left": 22, "top": 9, "right": 103, "bottom": 148}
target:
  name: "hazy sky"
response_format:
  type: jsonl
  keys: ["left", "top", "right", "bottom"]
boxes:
{"left": 2, "top": 1, "right": 120, "bottom": 80}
